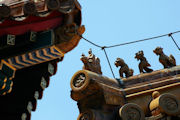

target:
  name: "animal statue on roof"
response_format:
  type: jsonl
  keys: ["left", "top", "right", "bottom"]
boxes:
{"left": 55, "top": 23, "right": 78, "bottom": 43}
{"left": 153, "top": 47, "right": 176, "bottom": 68}
{"left": 80, "top": 49, "right": 102, "bottom": 74}
{"left": 114, "top": 58, "right": 134, "bottom": 78}
{"left": 135, "top": 50, "right": 153, "bottom": 73}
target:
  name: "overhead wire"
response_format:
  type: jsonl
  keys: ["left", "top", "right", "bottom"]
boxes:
{"left": 79, "top": 35, "right": 102, "bottom": 48}
{"left": 78, "top": 30, "right": 180, "bottom": 79}
{"left": 80, "top": 30, "right": 180, "bottom": 50}
{"left": 102, "top": 48, "right": 116, "bottom": 79}
{"left": 168, "top": 33, "right": 180, "bottom": 50}
{"left": 105, "top": 34, "right": 168, "bottom": 48}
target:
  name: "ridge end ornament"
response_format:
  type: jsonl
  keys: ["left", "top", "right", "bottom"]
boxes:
{"left": 80, "top": 49, "right": 102, "bottom": 75}
{"left": 115, "top": 57, "right": 134, "bottom": 78}
{"left": 153, "top": 47, "right": 176, "bottom": 68}
{"left": 135, "top": 50, "right": 153, "bottom": 73}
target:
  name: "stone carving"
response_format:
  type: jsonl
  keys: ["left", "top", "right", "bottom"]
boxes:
{"left": 23, "top": 1, "right": 37, "bottom": 15}
{"left": 162, "top": 97, "right": 178, "bottom": 112}
{"left": 126, "top": 108, "right": 141, "bottom": 120}
{"left": 135, "top": 50, "right": 153, "bottom": 73}
{"left": 80, "top": 49, "right": 102, "bottom": 74}
{"left": 79, "top": 113, "right": 90, "bottom": 120}
{"left": 159, "top": 94, "right": 180, "bottom": 116}
{"left": 150, "top": 92, "right": 180, "bottom": 116}
{"left": 119, "top": 103, "right": 145, "bottom": 120}
{"left": 73, "top": 73, "right": 86, "bottom": 88}
{"left": 46, "top": 0, "right": 60, "bottom": 10}
{"left": 55, "top": 23, "right": 78, "bottom": 43}
{"left": 153, "top": 47, "right": 176, "bottom": 68}
{"left": 114, "top": 58, "right": 134, "bottom": 78}
{"left": 77, "top": 110, "right": 94, "bottom": 120}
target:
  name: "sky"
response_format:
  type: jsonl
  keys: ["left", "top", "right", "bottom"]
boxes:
{"left": 31, "top": 0, "right": 180, "bottom": 120}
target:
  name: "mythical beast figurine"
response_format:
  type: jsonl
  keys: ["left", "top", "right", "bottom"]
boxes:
{"left": 153, "top": 47, "right": 176, "bottom": 68}
{"left": 135, "top": 50, "right": 153, "bottom": 73}
{"left": 115, "top": 58, "right": 134, "bottom": 78}
{"left": 80, "top": 49, "right": 102, "bottom": 75}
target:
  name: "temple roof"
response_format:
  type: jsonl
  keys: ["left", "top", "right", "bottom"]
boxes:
{"left": 0, "top": 0, "right": 84, "bottom": 120}
{"left": 70, "top": 65, "right": 180, "bottom": 120}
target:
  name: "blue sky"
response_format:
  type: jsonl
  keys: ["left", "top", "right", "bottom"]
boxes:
{"left": 32, "top": 0, "right": 180, "bottom": 120}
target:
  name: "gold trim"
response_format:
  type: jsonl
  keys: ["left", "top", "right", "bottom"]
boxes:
{"left": 126, "top": 82, "right": 180, "bottom": 98}
{"left": 22, "top": 54, "right": 35, "bottom": 64}
{"left": 10, "top": 81, "right": 13, "bottom": 87}
{"left": 1, "top": 83, "right": 6, "bottom": 90}
{"left": 3, "top": 77, "right": 7, "bottom": 82}
{"left": 50, "top": 47, "right": 61, "bottom": 57}
{"left": 6, "top": 59, "right": 21, "bottom": 69}
{"left": 36, "top": 51, "right": 47, "bottom": 61}
{"left": 1, "top": 60, "right": 16, "bottom": 79}
{"left": 52, "top": 46, "right": 64, "bottom": 57}
{"left": 15, "top": 56, "right": 29, "bottom": 67}
{"left": 29, "top": 52, "right": 41, "bottom": 62}
{"left": 2, "top": 92, "right": 6, "bottom": 96}
{"left": 124, "top": 76, "right": 180, "bottom": 92}
{"left": 42, "top": 48, "right": 57, "bottom": 59}
{"left": 7, "top": 87, "right": 12, "bottom": 93}
{"left": 1, "top": 60, "right": 17, "bottom": 71}
{"left": 0, "top": 46, "right": 62, "bottom": 71}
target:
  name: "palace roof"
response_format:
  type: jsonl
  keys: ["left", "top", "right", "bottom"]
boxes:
{"left": 0, "top": 0, "right": 84, "bottom": 120}
{"left": 70, "top": 65, "right": 180, "bottom": 120}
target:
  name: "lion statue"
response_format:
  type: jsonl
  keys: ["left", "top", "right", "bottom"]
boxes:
{"left": 114, "top": 58, "right": 134, "bottom": 78}
{"left": 153, "top": 47, "right": 176, "bottom": 68}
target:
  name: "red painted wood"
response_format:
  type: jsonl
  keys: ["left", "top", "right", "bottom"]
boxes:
{"left": 0, "top": 11, "right": 63, "bottom": 36}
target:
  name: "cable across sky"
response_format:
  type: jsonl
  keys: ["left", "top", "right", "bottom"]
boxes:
{"left": 78, "top": 30, "right": 180, "bottom": 78}
{"left": 79, "top": 30, "right": 180, "bottom": 50}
